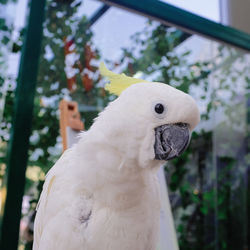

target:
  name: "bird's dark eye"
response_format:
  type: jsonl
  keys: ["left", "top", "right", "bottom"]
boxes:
{"left": 154, "top": 103, "right": 164, "bottom": 114}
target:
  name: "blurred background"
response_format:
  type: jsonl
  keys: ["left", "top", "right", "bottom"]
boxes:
{"left": 0, "top": 0, "right": 249, "bottom": 249}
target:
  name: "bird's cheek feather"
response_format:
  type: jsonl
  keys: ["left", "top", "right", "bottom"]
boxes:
{"left": 138, "top": 128, "right": 155, "bottom": 168}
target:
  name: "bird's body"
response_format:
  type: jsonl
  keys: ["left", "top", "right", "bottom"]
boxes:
{"left": 34, "top": 127, "right": 160, "bottom": 250}
{"left": 34, "top": 130, "right": 161, "bottom": 250}
{"left": 34, "top": 73, "right": 200, "bottom": 250}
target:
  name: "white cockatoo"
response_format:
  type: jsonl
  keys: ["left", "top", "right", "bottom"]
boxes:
{"left": 33, "top": 63, "right": 200, "bottom": 250}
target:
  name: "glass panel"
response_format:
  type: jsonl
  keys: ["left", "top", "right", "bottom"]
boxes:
{"left": 160, "top": 0, "right": 250, "bottom": 35}
{"left": 1, "top": 0, "right": 249, "bottom": 249}
{"left": 212, "top": 47, "right": 249, "bottom": 250}
{"left": 160, "top": 0, "right": 220, "bottom": 21}
{"left": 165, "top": 39, "right": 250, "bottom": 250}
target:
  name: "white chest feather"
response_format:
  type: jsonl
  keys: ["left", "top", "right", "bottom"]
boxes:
{"left": 34, "top": 141, "right": 162, "bottom": 250}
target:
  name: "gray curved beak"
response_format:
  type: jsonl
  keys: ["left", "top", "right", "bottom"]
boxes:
{"left": 154, "top": 123, "right": 190, "bottom": 161}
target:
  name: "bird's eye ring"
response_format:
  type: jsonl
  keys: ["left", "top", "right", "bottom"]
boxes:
{"left": 154, "top": 103, "right": 164, "bottom": 114}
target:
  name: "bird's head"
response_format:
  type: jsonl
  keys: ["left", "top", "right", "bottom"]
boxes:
{"left": 93, "top": 64, "right": 200, "bottom": 168}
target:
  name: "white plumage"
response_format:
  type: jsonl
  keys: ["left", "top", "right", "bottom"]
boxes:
{"left": 33, "top": 82, "right": 199, "bottom": 250}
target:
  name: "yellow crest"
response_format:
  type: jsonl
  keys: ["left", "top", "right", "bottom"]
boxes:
{"left": 99, "top": 62, "right": 148, "bottom": 96}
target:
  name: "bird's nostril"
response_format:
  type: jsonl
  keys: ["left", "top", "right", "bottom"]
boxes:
{"left": 174, "top": 122, "right": 189, "bottom": 128}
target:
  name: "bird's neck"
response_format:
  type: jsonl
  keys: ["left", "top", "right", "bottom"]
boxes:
{"left": 94, "top": 161, "right": 161, "bottom": 211}
{"left": 75, "top": 131, "right": 161, "bottom": 211}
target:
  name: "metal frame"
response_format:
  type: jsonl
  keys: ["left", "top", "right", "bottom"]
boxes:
{"left": 99, "top": 0, "right": 250, "bottom": 52}
{"left": 0, "top": 0, "right": 46, "bottom": 249}
{"left": 1, "top": 0, "right": 250, "bottom": 249}
{"left": 88, "top": 4, "right": 110, "bottom": 27}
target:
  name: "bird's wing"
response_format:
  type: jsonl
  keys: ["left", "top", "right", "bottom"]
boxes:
{"left": 33, "top": 148, "right": 93, "bottom": 250}
{"left": 33, "top": 159, "right": 60, "bottom": 250}
{"left": 157, "top": 167, "right": 179, "bottom": 250}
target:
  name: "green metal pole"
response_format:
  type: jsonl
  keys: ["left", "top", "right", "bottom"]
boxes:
{"left": 0, "top": 0, "right": 46, "bottom": 249}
